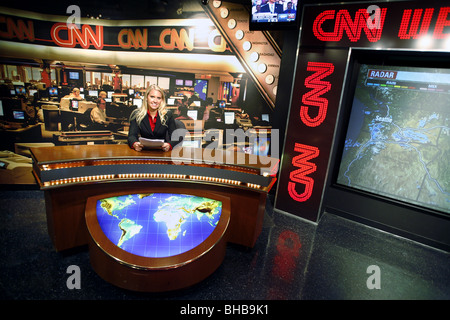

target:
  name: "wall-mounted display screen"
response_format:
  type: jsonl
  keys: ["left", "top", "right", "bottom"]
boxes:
{"left": 96, "top": 193, "right": 223, "bottom": 258}
{"left": 337, "top": 63, "right": 450, "bottom": 214}
{"left": 250, "top": 0, "right": 300, "bottom": 30}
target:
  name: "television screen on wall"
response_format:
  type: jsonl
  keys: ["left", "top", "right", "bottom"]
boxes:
{"left": 323, "top": 49, "right": 450, "bottom": 250}
{"left": 250, "top": 0, "right": 300, "bottom": 30}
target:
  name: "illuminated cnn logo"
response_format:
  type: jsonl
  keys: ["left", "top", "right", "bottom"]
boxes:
{"left": 288, "top": 62, "right": 334, "bottom": 203}
{"left": 313, "top": 6, "right": 387, "bottom": 42}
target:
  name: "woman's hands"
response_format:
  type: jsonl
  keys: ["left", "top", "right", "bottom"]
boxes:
{"left": 133, "top": 142, "right": 170, "bottom": 152}
{"left": 132, "top": 141, "right": 144, "bottom": 152}
{"left": 161, "top": 142, "right": 171, "bottom": 152}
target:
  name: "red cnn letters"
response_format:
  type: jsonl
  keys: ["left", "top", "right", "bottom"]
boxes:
{"left": 288, "top": 62, "right": 334, "bottom": 203}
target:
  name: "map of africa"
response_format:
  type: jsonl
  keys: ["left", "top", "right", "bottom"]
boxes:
{"left": 337, "top": 64, "right": 450, "bottom": 214}
{"left": 96, "top": 193, "right": 222, "bottom": 258}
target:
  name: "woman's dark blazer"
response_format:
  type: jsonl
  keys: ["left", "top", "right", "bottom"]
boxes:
{"left": 127, "top": 110, "right": 183, "bottom": 149}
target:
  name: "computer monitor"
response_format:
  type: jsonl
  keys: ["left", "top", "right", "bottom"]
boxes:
{"left": 224, "top": 111, "right": 235, "bottom": 125}
{"left": 48, "top": 87, "right": 58, "bottom": 96}
{"left": 167, "top": 98, "right": 175, "bottom": 105}
{"left": 12, "top": 110, "right": 25, "bottom": 121}
{"left": 218, "top": 101, "right": 226, "bottom": 108}
{"left": 71, "top": 100, "right": 79, "bottom": 111}
{"left": 261, "top": 114, "right": 270, "bottom": 122}
{"left": 0, "top": 100, "right": 4, "bottom": 117}
{"left": 15, "top": 86, "right": 26, "bottom": 95}
{"left": 250, "top": 0, "right": 300, "bottom": 31}
{"left": 323, "top": 49, "right": 450, "bottom": 250}
{"left": 185, "top": 79, "right": 193, "bottom": 87}
{"left": 107, "top": 91, "right": 114, "bottom": 98}
{"left": 133, "top": 98, "right": 142, "bottom": 108}
{"left": 28, "top": 89, "right": 38, "bottom": 97}
{"left": 69, "top": 72, "right": 79, "bottom": 80}
{"left": 128, "top": 89, "right": 134, "bottom": 96}
{"left": 187, "top": 110, "right": 198, "bottom": 120}
{"left": 89, "top": 90, "right": 98, "bottom": 97}
{"left": 175, "top": 79, "right": 183, "bottom": 86}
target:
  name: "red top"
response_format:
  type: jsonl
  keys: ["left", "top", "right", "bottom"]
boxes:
{"left": 148, "top": 110, "right": 157, "bottom": 131}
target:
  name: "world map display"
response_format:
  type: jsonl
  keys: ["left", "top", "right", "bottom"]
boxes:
{"left": 96, "top": 193, "right": 222, "bottom": 258}
{"left": 337, "top": 64, "right": 450, "bottom": 214}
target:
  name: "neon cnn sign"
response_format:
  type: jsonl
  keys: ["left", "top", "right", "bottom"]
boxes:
{"left": 288, "top": 62, "right": 334, "bottom": 202}
{"left": 51, "top": 23, "right": 104, "bottom": 50}
{"left": 312, "top": 8, "right": 387, "bottom": 42}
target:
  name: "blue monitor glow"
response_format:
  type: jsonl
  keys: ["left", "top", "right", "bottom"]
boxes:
{"left": 69, "top": 72, "right": 79, "bottom": 80}
{"left": 15, "top": 86, "right": 26, "bottom": 95}
{"left": 95, "top": 193, "right": 223, "bottom": 258}
{"left": 12, "top": 110, "right": 25, "bottom": 120}
{"left": 194, "top": 79, "right": 208, "bottom": 101}
{"left": 48, "top": 87, "right": 58, "bottom": 96}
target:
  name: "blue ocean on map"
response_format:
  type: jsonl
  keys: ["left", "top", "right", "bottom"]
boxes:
{"left": 96, "top": 193, "right": 222, "bottom": 258}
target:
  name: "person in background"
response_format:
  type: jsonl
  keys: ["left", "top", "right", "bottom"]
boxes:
{"left": 90, "top": 97, "right": 108, "bottom": 125}
{"left": 128, "top": 84, "right": 182, "bottom": 152}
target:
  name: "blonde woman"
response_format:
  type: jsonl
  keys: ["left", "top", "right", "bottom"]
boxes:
{"left": 128, "top": 84, "right": 181, "bottom": 152}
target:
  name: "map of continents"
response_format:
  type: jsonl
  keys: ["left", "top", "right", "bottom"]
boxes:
{"left": 96, "top": 193, "right": 222, "bottom": 258}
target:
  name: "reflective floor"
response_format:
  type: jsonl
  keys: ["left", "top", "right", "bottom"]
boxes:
{"left": 1, "top": 190, "right": 449, "bottom": 300}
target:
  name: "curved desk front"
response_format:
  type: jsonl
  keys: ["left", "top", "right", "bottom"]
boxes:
{"left": 31, "top": 144, "right": 278, "bottom": 252}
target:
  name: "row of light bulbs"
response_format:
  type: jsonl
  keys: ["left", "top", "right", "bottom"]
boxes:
{"left": 42, "top": 173, "right": 262, "bottom": 189}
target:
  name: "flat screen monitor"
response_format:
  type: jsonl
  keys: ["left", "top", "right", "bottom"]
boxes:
{"left": 261, "top": 114, "right": 269, "bottom": 122}
{"left": 218, "top": 100, "right": 226, "bottom": 108}
{"left": 15, "top": 86, "right": 26, "bottom": 95}
{"left": 323, "top": 49, "right": 450, "bottom": 250}
{"left": 9, "top": 89, "right": 16, "bottom": 96}
{"left": 133, "top": 98, "right": 142, "bottom": 108}
{"left": 224, "top": 111, "right": 235, "bottom": 124}
{"left": 250, "top": 0, "right": 300, "bottom": 30}
{"left": 167, "top": 98, "right": 175, "bottom": 105}
{"left": 185, "top": 79, "right": 193, "bottom": 87}
{"left": 69, "top": 71, "right": 79, "bottom": 80}
{"left": 107, "top": 91, "right": 114, "bottom": 98}
{"left": 175, "top": 79, "right": 184, "bottom": 86}
{"left": 12, "top": 110, "right": 25, "bottom": 120}
{"left": 88, "top": 90, "right": 98, "bottom": 97}
{"left": 48, "top": 87, "right": 58, "bottom": 96}
{"left": 0, "top": 100, "right": 3, "bottom": 117}
{"left": 194, "top": 79, "right": 208, "bottom": 101}
{"left": 28, "top": 89, "right": 38, "bottom": 97}
{"left": 187, "top": 109, "right": 198, "bottom": 120}
{"left": 71, "top": 100, "right": 79, "bottom": 111}
{"left": 183, "top": 139, "right": 201, "bottom": 148}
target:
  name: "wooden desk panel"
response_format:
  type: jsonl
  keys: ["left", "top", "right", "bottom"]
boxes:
{"left": 31, "top": 145, "right": 278, "bottom": 251}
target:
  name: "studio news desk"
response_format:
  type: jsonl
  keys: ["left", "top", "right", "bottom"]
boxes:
{"left": 31, "top": 144, "right": 278, "bottom": 291}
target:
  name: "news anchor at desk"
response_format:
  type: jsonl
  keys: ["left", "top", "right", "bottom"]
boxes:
{"left": 128, "top": 84, "right": 182, "bottom": 152}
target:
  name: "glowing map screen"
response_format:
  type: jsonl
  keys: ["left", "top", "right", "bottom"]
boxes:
{"left": 96, "top": 193, "right": 222, "bottom": 258}
{"left": 337, "top": 64, "right": 450, "bottom": 214}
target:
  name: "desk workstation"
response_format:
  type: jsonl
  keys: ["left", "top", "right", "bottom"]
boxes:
{"left": 31, "top": 144, "right": 279, "bottom": 291}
